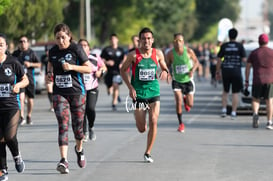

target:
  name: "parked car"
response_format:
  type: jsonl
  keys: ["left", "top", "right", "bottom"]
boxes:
{"left": 31, "top": 46, "right": 47, "bottom": 94}
{"left": 226, "top": 41, "right": 273, "bottom": 113}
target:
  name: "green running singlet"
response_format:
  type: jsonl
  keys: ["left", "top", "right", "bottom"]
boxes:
{"left": 131, "top": 48, "right": 160, "bottom": 99}
{"left": 172, "top": 46, "right": 192, "bottom": 83}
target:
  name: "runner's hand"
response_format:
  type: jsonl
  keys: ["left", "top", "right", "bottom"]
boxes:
{"left": 159, "top": 70, "right": 168, "bottom": 81}
{"left": 46, "top": 72, "right": 53, "bottom": 83}
{"left": 129, "top": 86, "right": 137, "bottom": 101}
{"left": 12, "top": 84, "right": 20, "bottom": 93}
{"left": 215, "top": 72, "right": 221, "bottom": 80}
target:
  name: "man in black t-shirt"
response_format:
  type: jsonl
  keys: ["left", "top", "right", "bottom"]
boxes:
{"left": 216, "top": 28, "right": 246, "bottom": 119}
{"left": 101, "top": 33, "right": 125, "bottom": 111}
{"left": 12, "top": 36, "right": 41, "bottom": 125}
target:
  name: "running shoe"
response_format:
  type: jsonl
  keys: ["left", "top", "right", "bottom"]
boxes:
{"left": 26, "top": 116, "right": 33, "bottom": 125}
{"left": 0, "top": 169, "right": 8, "bottom": 181}
{"left": 221, "top": 111, "right": 227, "bottom": 118}
{"left": 20, "top": 117, "right": 26, "bottom": 126}
{"left": 177, "top": 123, "right": 185, "bottom": 133}
{"left": 252, "top": 114, "right": 259, "bottom": 128}
{"left": 118, "top": 96, "right": 122, "bottom": 103}
{"left": 266, "top": 122, "right": 273, "bottom": 130}
{"left": 231, "top": 114, "right": 236, "bottom": 120}
{"left": 56, "top": 158, "right": 69, "bottom": 174}
{"left": 14, "top": 154, "right": 25, "bottom": 173}
{"left": 183, "top": 96, "right": 191, "bottom": 112}
{"left": 74, "top": 146, "right": 86, "bottom": 168}
{"left": 89, "top": 128, "right": 96, "bottom": 141}
{"left": 83, "top": 132, "right": 89, "bottom": 142}
{"left": 144, "top": 153, "right": 154, "bottom": 163}
{"left": 112, "top": 104, "right": 117, "bottom": 111}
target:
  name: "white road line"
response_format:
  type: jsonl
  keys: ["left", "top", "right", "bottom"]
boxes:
{"left": 186, "top": 96, "right": 220, "bottom": 124}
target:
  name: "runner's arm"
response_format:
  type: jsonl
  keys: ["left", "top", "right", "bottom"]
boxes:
{"left": 120, "top": 52, "right": 137, "bottom": 100}
{"left": 188, "top": 48, "right": 200, "bottom": 77}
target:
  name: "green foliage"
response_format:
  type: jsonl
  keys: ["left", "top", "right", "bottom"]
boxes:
{"left": 0, "top": 0, "right": 67, "bottom": 41}
{"left": 0, "top": 0, "right": 11, "bottom": 15}
{"left": 147, "top": 0, "right": 197, "bottom": 47}
{"left": 198, "top": 23, "right": 218, "bottom": 43}
{"left": 194, "top": 0, "right": 240, "bottom": 40}
{"left": 92, "top": 0, "right": 152, "bottom": 44}
{"left": 88, "top": 0, "right": 240, "bottom": 46}
{"left": 0, "top": 0, "right": 241, "bottom": 47}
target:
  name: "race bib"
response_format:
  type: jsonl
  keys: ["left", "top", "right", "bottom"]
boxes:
{"left": 83, "top": 74, "right": 91, "bottom": 84}
{"left": 139, "top": 68, "right": 155, "bottom": 81}
{"left": 176, "top": 65, "right": 189, "bottom": 74}
{"left": 0, "top": 83, "right": 11, "bottom": 97}
{"left": 55, "top": 74, "right": 73, "bottom": 88}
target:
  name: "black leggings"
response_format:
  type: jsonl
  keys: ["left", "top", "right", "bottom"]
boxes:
{"left": 83, "top": 88, "right": 98, "bottom": 132}
{"left": 0, "top": 109, "right": 20, "bottom": 170}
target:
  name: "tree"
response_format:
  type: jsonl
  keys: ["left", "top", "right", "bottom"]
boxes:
{"left": 194, "top": 0, "right": 240, "bottom": 41}
{"left": 64, "top": 0, "right": 241, "bottom": 46}
{"left": 0, "top": 0, "right": 67, "bottom": 41}
{"left": 0, "top": 0, "right": 11, "bottom": 15}
{"left": 146, "top": 0, "right": 197, "bottom": 46}
{"left": 92, "top": 0, "right": 153, "bottom": 45}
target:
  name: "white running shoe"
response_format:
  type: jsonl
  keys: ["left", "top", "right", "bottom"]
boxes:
{"left": 144, "top": 153, "right": 154, "bottom": 163}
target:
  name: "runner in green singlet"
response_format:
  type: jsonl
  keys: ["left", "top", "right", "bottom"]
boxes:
{"left": 166, "top": 33, "right": 199, "bottom": 133}
{"left": 120, "top": 27, "right": 170, "bottom": 163}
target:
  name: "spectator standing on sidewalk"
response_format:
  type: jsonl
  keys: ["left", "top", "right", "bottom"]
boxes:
{"left": 47, "top": 23, "right": 92, "bottom": 174}
{"left": 245, "top": 33, "right": 273, "bottom": 129}
{"left": 216, "top": 28, "right": 246, "bottom": 119}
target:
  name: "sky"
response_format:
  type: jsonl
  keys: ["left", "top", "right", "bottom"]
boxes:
{"left": 235, "top": 0, "right": 268, "bottom": 41}
{"left": 239, "top": 0, "right": 263, "bottom": 19}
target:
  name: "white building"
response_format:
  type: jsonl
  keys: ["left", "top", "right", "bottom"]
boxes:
{"left": 235, "top": 0, "right": 270, "bottom": 42}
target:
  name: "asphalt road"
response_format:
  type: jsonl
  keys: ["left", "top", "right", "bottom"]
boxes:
{"left": 8, "top": 79, "right": 273, "bottom": 181}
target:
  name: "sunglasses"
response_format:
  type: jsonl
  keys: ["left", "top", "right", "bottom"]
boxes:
{"left": 174, "top": 39, "right": 183, "bottom": 42}
{"left": 19, "top": 40, "right": 27, "bottom": 43}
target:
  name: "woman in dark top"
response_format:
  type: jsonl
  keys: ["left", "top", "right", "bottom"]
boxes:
{"left": 47, "top": 23, "right": 92, "bottom": 174}
{"left": 0, "top": 33, "right": 29, "bottom": 180}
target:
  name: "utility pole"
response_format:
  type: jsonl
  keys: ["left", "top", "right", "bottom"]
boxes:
{"left": 80, "top": 0, "right": 85, "bottom": 38}
{"left": 86, "top": 0, "right": 91, "bottom": 41}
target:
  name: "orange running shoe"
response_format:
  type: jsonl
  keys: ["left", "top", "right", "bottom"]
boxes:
{"left": 177, "top": 123, "right": 185, "bottom": 133}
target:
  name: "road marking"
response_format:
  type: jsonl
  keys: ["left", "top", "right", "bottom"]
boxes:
{"left": 186, "top": 96, "right": 220, "bottom": 124}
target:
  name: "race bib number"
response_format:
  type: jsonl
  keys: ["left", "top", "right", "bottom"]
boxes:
{"left": 139, "top": 68, "right": 155, "bottom": 81}
{"left": 83, "top": 74, "right": 91, "bottom": 84}
{"left": 55, "top": 75, "right": 73, "bottom": 88}
{"left": 0, "top": 83, "right": 11, "bottom": 97}
{"left": 176, "top": 65, "right": 189, "bottom": 74}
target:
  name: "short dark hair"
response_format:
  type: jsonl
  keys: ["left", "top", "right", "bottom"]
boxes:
{"left": 131, "top": 35, "right": 138, "bottom": 41}
{"left": 78, "top": 38, "right": 88, "bottom": 44}
{"left": 228, "top": 28, "right": 238, "bottom": 39}
{"left": 139, "top": 27, "right": 153, "bottom": 38}
{"left": 110, "top": 33, "right": 118, "bottom": 39}
{"left": 0, "top": 33, "right": 8, "bottom": 44}
{"left": 173, "top": 33, "right": 183, "bottom": 38}
{"left": 19, "top": 35, "right": 28, "bottom": 40}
